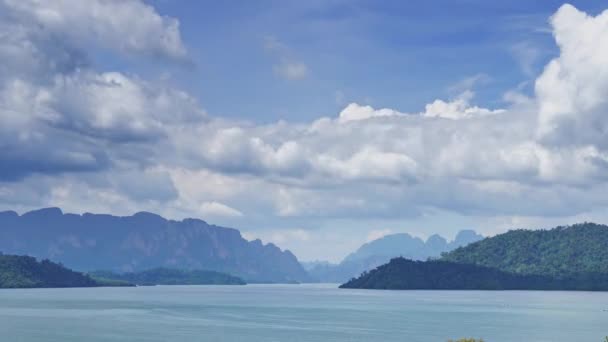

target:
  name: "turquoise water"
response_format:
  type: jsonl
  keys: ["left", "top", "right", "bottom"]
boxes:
{"left": 0, "top": 284, "right": 607, "bottom": 341}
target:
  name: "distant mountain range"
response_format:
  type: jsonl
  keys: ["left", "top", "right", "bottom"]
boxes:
{"left": 307, "top": 230, "right": 484, "bottom": 283}
{"left": 0, "top": 208, "right": 310, "bottom": 283}
{"left": 342, "top": 223, "right": 608, "bottom": 291}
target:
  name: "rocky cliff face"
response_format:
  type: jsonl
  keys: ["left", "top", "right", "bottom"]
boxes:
{"left": 0, "top": 208, "right": 310, "bottom": 283}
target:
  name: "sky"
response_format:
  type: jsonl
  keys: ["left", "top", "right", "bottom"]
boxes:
{"left": 2, "top": 0, "right": 608, "bottom": 263}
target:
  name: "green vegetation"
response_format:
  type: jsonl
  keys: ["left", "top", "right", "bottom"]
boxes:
{"left": 339, "top": 257, "right": 608, "bottom": 290}
{"left": 90, "top": 268, "right": 246, "bottom": 286}
{"left": 0, "top": 253, "right": 115, "bottom": 288}
{"left": 442, "top": 223, "right": 608, "bottom": 278}
{"left": 341, "top": 223, "right": 608, "bottom": 291}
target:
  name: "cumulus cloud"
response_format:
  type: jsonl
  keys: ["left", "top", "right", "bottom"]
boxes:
{"left": 2, "top": 1, "right": 608, "bottom": 230}
{"left": 1, "top": 0, "right": 187, "bottom": 60}
{"left": 338, "top": 103, "right": 405, "bottom": 123}
{"left": 45, "top": 71, "right": 204, "bottom": 142}
{"left": 535, "top": 4, "right": 608, "bottom": 148}
{"left": 338, "top": 91, "right": 503, "bottom": 122}
{"left": 0, "top": 0, "right": 201, "bottom": 180}
{"left": 421, "top": 91, "right": 505, "bottom": 119}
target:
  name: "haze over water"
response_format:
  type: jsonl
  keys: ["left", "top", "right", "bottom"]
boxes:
{"left": 1, "top": 284, "right": 606, "bottom": 342}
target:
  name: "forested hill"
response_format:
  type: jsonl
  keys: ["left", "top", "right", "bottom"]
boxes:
{"left": 307, "top": 230, "right": 483, "bottom": 283}
{"left": 341, "top": 223, "right": 608, "bottom": 291}
{"left": 91, "top": 268, "right": 246, "bottom": 286}
{"left": 0, "top": 253, "right": 101, "bottom": 288}
{"left": 339, "top": 257, "right": 608, "bottom": 290}
{"left": 441, "top": 223, "right": 608, "bottom": 277}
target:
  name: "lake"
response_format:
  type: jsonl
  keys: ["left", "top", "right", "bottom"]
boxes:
{"left": 0, "top": 284, "right": 606, "bottom": 341}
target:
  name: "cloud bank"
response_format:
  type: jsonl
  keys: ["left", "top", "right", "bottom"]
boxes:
{"left": 1, "top": 2, "right": 608, "bottom": 232}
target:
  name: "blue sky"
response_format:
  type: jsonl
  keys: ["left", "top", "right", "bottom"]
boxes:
{"left": 2, "top": 0, "right": 608, "bottom": 262}
{"left": 139, "top": 0, "right": 593, "bottom": 122}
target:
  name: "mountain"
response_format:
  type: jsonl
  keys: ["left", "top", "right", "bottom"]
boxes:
{"left": 343, "top": 230, "right": 484, "bottom": 263}
{"left": 91, "top": 268, "right": 246, "bottom": 286}
{"left": 0, "top": 253, "right": 106, "bottom": 288}
{"left": 0, "top": 208, "right": 310, "bottom": 283}
{"left": 307, "top": 230, "right": 483, "bottom": 283}
{"left": 305, "top": 255, "right": 389, "bottom": 283}
{"left": 441, "top": 222, "right": 608, "bottom": 278}
{"left": 300, "top": 260, "right": 332, "bottom": 271}
{"left": 339, "top": 257, "right": 608, "bottom": 291}
{"left": 342, "top": 223, "right": 608, "bottom": 291}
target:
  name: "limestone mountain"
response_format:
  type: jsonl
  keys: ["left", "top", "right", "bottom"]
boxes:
{"left": 307, "top": 230, "right": 483, "bottom": 283}
{"left": 0, "top": 208, "right": 310, "bottom": 283}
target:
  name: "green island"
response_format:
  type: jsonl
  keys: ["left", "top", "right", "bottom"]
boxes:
{"left": 0, "top": 253, "right": 131, "bottom": 288}
{"left": 90, "top": 268, "right": 246, "bottom": 286}
{"left": 341, "top": 223, "right": 608, "bottom": 291}
{"left": 0, "top": 252, "right": 246, "bottom": 288}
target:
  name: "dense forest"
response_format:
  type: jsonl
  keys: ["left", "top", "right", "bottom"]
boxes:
{"left": 340, "top": 257, "right": 608, "bottom": 290}
{"left": 0, "top": 253, "right": 106, "bottom": 288}
{"left": 90, "top": 268, "right": 246, "bottom": 286}
{"left": 342, "top": 223, "right": 608, "bottom": 291}
{"left": 442, "top": 223, "right": 608, "bottom": 278}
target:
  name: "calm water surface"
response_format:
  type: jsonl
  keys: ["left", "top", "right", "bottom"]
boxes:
{"left": 0, "top": 284, "right": 607, "bottom": 341}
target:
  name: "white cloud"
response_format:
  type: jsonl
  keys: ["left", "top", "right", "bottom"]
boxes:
{"left": 535, "top": 4, "right": 608, "bottom": 149}
{"left": 338, "top": 103, "right": 405, "bottom": 123}
{"left": 511, "top": 41, "right": 542, "bottom": 76}
{"left": 338, "top": 91, "right": 503, "bottom": 122}
{"left": 46, "top": 71, "right": 205, "bottom": 141}
{"left": 421, "top": 91, "right": 505, "bottom": 119}
{"left": 274, "top": 62, "right": 308, "bottom": 80}
{"left": 2, "top": 1, "right": 608, "bottom": 237}
{"left": 199, "top": 201, "right": 243, "bottom": 217}
{"left": 0, "top": 0, "right": 199, "bottom": 180}
{"left": 448, "top": 73, "right": 492, "bottom": 94}
{"left": 2, "top": 0, "right": 187, "bottom": 60}
{"left": 265, "top": 35, "right": 308, "bottom": 81}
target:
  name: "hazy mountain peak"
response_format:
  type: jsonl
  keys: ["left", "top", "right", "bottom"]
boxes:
{"left": 0, "top": 210, "right": 18, "bottom": 218}
{"left": 452, "top": 230, "right": 484, "bottom": 247}
{"left": 132, "top": 211, "right": 165, "bottom": 220}
{"left": 425, "top": 234, "right": 448, "bottom": 250}
{"left": 0, "top": 207, "right": 309, "bottom": 283}
{"left": 308, "top": 229, "right": 484, "bottom": 283}
{"left": 22, "top": 207, "right": 64, "bottom": 218}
